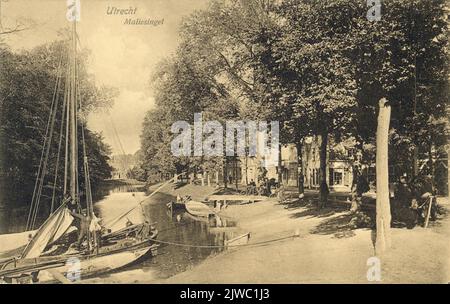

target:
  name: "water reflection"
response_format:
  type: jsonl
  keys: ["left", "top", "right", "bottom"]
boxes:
{"left": 1, "top": 180, "right": 239, "bottom": 280}
{"left": 136, "top": 196, "right": 232, "bottom": 279}
{"left": 174, "top": 212, "right": 238, "bottom": 228}
{"left": 92, "top": 181, "right": 239, "bottom": 280}
{"left": 0, "top": 180, "right": 145, "bottom": 234}
{"left": 0, "top": 206, "right": 28, "bottom": 234}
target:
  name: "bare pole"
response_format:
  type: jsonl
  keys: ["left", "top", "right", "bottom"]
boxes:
{"left": 375, "top": 99, "right": 392, "bottom": 255}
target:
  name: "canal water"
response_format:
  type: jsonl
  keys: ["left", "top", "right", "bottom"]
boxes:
{"left": 94, "top": 183, "right": 238, "bottom": 280}
{"left": 0, "top": 180, "right": 238, "bottom": 281}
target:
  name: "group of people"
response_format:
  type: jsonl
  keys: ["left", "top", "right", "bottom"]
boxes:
{"left": 393, "top": 174, "right": 437, "bottom": 228}
{"left": 244, "top": 178, "right": 277, "bottom": 196}
{"left": 239, "top": 164, "right": 438, "bottom": 229}
{"left": 347, "top": 165, "right": 438, "bottom": 229}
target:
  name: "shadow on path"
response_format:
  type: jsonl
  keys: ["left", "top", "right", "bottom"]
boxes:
{"left": 282, "top": 199, "right": 370, "bottom": 239}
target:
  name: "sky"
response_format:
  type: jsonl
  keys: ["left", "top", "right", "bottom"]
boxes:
{"left": 1, "top": 0, "right": 208, "bottom": 155}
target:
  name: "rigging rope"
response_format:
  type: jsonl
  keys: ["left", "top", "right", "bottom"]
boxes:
{"left": 50, "top": 54, "right": 71, "bottom": 213}
{"left": 77, "top": 75, "right": 94, "bottom": 217}
{"left": 108, "top": 113, "right": 127, "bottom": 159}
{"left": 105, "top": 111, "right": 140, "bottom": 197}
{"left": 151, "top": 234, "right": 298, "bottom": 249}
{"left": 26, "top": 60, "right": 61, "bottom": 230}
{"left": 104, "top": 173, "right": 185, "bottom": 229}
{"left": 26, "top": 56, "right": 64, "bottom": 230}
{"left": 31, "top": 64, "right": 64, "bottom": 229}
{"left": 72, "top": 24, "right": 80, "bottom": 211}
{"left": 63, "top": 64, "right": 71, "bottom": 196}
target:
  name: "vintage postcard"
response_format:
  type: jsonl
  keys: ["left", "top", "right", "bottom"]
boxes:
{"left": 0, "top": 0, "right": 449, "bottom": 288}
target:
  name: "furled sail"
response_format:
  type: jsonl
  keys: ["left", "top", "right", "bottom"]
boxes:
{"left": 21, "top": 202, "right": 74, "bottom": 259}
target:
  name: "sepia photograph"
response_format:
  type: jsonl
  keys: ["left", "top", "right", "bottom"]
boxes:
{"left": 0, "top": 0, "right": 449, "bottom": 289}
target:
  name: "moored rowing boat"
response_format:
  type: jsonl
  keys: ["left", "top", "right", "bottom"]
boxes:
{"left": 185, "top": 200, "right": 215, "bottom": 218}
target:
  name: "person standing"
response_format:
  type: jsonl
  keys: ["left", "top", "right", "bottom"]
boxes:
{"left": 394, "top": 175, "right": 416, "bottom": 228}
{"left": 70, "top": 210, "right": 91, "bottom": 250}
{"left": 89, "top": 214, "right": 103, "bottom": 249}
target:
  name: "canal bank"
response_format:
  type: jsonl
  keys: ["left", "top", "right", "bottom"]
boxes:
{"left": 148, "top": 182, "right": 218, "bottom": 202}
{"left": 83, "top": 181, "right": 230, "bottom": 283}
{"left": 149, "top": 184, "right": 450, "bottom": 284}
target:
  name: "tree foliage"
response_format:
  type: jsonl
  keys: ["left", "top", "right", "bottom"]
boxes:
{"left": 0, "top": 40, "right": 115, "bottom": 208}
{"left": 139, "top": 0, "right": 448, "bottom": 195}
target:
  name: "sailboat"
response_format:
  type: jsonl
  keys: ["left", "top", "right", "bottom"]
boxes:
{"left": 0, "top": 13, "right": 158, "bottom": 284}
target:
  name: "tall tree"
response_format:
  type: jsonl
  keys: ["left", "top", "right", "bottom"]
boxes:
{"left": 0, "top": 40, "right": 115, "bottom": 210}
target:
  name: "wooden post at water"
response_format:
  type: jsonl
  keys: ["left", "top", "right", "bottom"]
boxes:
{"left": 375, "top": 98, "right": 392, "bottom": 255}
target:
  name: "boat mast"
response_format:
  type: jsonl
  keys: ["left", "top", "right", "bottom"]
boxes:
{"left": 69, "top": 16, "right": 78, "bottom": 208}
{"left": 68, "top": 6, "right": 95, "bottom": 251}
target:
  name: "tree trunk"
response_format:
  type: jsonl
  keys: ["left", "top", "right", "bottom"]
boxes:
{"left": 375, "top": 98, "right": 392, "bottom": 255}
{"left": 186, "top": 166, "right": 190, "bottom": 184}
{"left": 319, "top": 131, "right": 329, "bottom": 207}
{"left": 350, "top": 166, "right": 361, "bottom": 213}
{"left": 447, "top": 146, "right": 450, "bottom": 197}
{"left": 278, "top": 143, "right": 283, "bottom": 186}
{"left": 413, "top": 146, "right": 419, "bottom": 177}
{"left": 245, "top": 156, "right": 248, "bottom": 186}
{"left": 296, "top": 142, "right": 304, "bottom": 198}
{"left": 224, "top": 158, "right": 228, "bottom": 189}
{"left": 429, "top": 139, "right": 434, "bottom": 179}
{"left": 350, "top": 138, "right": 364, "bottom": 212}
{"left": 235, "top": 157, "right": 239, "bottom": 190}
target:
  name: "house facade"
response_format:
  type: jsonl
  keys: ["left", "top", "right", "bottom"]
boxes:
{"left": 301, "top": 137, "right": 354, "bottom": 192}
{"left": 238, "top": 136, "right": 354, "bottom": 192}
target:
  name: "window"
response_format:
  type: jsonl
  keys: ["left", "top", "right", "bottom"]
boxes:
{"left": 333, "top": 170, "right": 344, "bottom": 185}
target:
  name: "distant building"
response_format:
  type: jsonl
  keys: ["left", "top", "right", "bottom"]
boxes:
{"left": 109, "top": 154, "right": 137, "bottom": 179}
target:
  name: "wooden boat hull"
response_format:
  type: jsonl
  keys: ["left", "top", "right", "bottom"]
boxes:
{"left": 0, "top": 229, "right": 159, "bottom": 283}
{"left": 185, "top": 200, "right": 215, "bottom": 218}
{"left": 38, "top": 242, "right": 157, "bottom": 283}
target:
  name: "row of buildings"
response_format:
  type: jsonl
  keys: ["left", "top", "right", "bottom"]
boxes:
{"left": 149, "top": 136, "right": 447, "bottom": 195}
{"left": 221, "top": 138, "right": 447, "bottom": 194}
{"left": 201, "top": 136, "right": 358, "bottom": 192}
{"left": 237, "top": 137, "right": 355, "bottom": 192}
